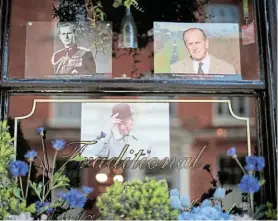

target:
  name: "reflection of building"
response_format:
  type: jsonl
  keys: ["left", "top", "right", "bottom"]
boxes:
{"left": 196, "top": 0, "right": 259, "bottom": 80}
{"left": 9, "top": 95, "right": 255, "bottom": 211}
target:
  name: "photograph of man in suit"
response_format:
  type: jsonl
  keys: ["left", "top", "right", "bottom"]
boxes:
{"left": 51, "top": 22, "right": 96, "bottom": 75}
{"left": 170, "top": 28, "right": 237, "bottom": 75}
{"left": 81, "top": 103, "right": 152, "bottom": 159}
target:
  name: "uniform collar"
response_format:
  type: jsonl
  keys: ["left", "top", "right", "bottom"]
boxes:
{"left": 64, "top": 44, "right": 78, "bottom": 56}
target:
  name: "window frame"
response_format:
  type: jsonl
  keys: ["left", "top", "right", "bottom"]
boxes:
{"left": 0, "top": 0, "right": 276, "bottom": 207}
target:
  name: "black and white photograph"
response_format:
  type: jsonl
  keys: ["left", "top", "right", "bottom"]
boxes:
{"left": 80, "top": 102, "right": 170, "bottom": 160}
{"left": 24, "top": 21, "right": 112, "bottom": 79}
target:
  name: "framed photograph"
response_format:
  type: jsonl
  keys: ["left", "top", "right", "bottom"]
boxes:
{"left": 154, "top": 22, "right": 242, "bottom": 80}
{"left": 80, "top": 102, "right": 170, "bottom": 160}
{"left": 24, "top": 21, "right": 112, "bottom": 79}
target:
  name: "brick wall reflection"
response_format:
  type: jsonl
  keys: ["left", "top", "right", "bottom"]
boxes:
{"left": 9, "top": 0, "right": 259, "bottom": 79}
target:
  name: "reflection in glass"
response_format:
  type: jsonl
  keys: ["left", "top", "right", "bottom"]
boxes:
{"left": 118, "top": 7, "right": 138, "bottom": 49}
{"left": 9, "top": 95, "right": 256, "bottom": 213}
{"left": 8, "top": 0, "right": 260, "bottom": 79}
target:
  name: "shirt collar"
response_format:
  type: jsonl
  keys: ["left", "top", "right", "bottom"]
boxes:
{"left": 192, "top": 54, "right": 211, "bottom": 64}
{"left": 117, "top": 130, "right": 137, "bottom": 141}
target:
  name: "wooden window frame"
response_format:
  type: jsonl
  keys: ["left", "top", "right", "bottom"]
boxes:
{"left": 0, "top": 0, "right": 276, "bottom": 206}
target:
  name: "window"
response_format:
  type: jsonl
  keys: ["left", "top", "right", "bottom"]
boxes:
{"left": 212, "top": 97, "right": 254, "bottom": 126}
{"left": 205, "top": 4, "right": 240, "bottom": 23}
{"left": 1, "top": 0, "right": 277, "bottom": 213}
{"left": 48, "top": 96, "right": 87, "bottom": 128}
{"left": 218, "top": 156, "right": 245, "bottom": 185}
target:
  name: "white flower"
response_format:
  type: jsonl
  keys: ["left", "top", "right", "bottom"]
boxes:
{"left": 7, "top": 212, "right": 33, "bottom": 220}
{"left": 230, "top": 214, "right": 253, "bottom": 220}
{"left": 40, "top": 214, "right": 48, "bottom": 221}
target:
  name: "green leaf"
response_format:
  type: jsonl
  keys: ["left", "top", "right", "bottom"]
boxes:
{"left": 28, "top": 181, "right": 42, "bottom": 200}
{"left": 70, "top": 154, "right": 85, "bottom": 162}
{"left": 260, "top": 179, "right": 266, "bottom": 186}
{"left": 13, "top": 187, "right": 24, "bottom": 200}
{"left": 124, "top": 0, "right": 132, "bottom": 8}
{"left": 113, "top": 0, "right": 122, "bottom": 8}
{"left": 53, "top": 172, "right": 70, "bottom": 186}
{"left": 25, "top": 203, "right": 36, "bottom": 213}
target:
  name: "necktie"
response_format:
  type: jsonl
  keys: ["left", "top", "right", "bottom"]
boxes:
{"left": 198, "top": 62, "right": 204, "bottom": 74}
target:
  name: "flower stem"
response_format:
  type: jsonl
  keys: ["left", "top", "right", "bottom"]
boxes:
{"left": 41, "top": 136, "right": 50, "bottom": 173}
{"left": 42, "top": 168, "right": 45, "bottom": 202}
{"left": 55, "top": 143, "right": 87, "bottom": 175}
{"left": 250, "top": 193, "right": 254, "bottom": 216}
{"left": 234, "top": 157, "right": 247, "bottom": 175}
{"left": 25, "top": 161, "right": 32, "bottom": 199}
{"left": 51, "top": 151, "right": 58, "bottom": 187}
{"left": 19, "top": 176, "right": 25, "bottom": 199}
{"left": 43, "top": 151, "right": 57, "bottom": 202}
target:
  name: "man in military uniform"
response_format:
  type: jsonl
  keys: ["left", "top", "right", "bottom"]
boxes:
{"left": 81, "top": 103, "right": 153, "bottom": 160}
{"left": 51, "top": 22, "right": 96, "bottom": 75}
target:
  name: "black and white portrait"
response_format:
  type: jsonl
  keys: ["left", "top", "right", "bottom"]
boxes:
{"left": 24, "top": 21, "right": 112, "bottom": 78}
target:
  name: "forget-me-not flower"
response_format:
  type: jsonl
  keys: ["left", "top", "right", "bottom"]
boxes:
{"left": 238, "top": 174, "right": 260, "bottom": 193}
{"left": 66, "top": 189, "right": 87, "bottom": 208}
{"left": 37, "top": 127, "right": 45, "bottom": 136}
{"left": 227, "top": 147, "right": 237, "bottom": 157}
{"left": 52, "top": 139, "right": 66, "bottom": 151}
{"left": 24, "top": 150, "right": 37, "bottom": 162}
{"left": 9, "top": 160, "right": 29, "bottom": 177}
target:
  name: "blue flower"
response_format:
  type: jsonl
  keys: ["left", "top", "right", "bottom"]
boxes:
{"left": 179, "top": 211, "right": 192, "bottom": 220}
{"left": 256, "top": 156, "right": 265, "bottom": 171}
{"left": 227, "top": 147, "right": 236, "bottom": 157}
{"left": 178, "top": 200, "right": 231, "bottom": 220}
{"left": 24, "top": 150, "right": 37, "bottom": 161}
{"left": 65, "top": 189, "right": 87, "bottom": 208}
{"left": 245, "top": 156, "right": 265, "bottom": 172}
{"left": 35, "top": 201, "right": 53, "bottom": 214}
{"left": 81, "top": 186, "right": 93, "bottom": 195}
{"left": 213, "top": 188, "right": 226, "bottom": 200}
{"left": 201, "top": 199, "right": 212, "bottom": 208}
{"left": 9, "top": 160, "right": 29, "bottom": 177}
{"left": 180, "top": 195, "right": 190, "bottom": 207}
{"left": 52, "top": 139, "right": 66, "bottom": 151}
{"left": 238, "top": 174, "right": 260, "bottom": 193}
{"left": 200, "top": 207, "right": 219, "bottom": 219}
{"left": 57, "top": 192, "right": 67, "bottom": 200}
{"left": 97, "top": 131, "right": 106, "bottom": 140}
{"left": 170, "top": 196, "right": 183, "bottom": 209}
{"left": 244, "top": 156, "right": 257, "bottom": 171}
{"left": 170, "top": 189, "right": 180, "bottom": 197}
{"left": 37, "top": 127, "right": 45, "bottom": 136}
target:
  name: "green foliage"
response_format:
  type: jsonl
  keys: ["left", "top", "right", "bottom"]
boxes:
{"left": 96, "top": 177, "right": 179, "bottom": 220}
{"left": 265, "top": 202, "right": 277, "bottom": 220}
{"left": 113, "top": 0, "right": 144, "bottom": 12}
{"left": 0, "top": 121, "right": 35, "bottom": 219}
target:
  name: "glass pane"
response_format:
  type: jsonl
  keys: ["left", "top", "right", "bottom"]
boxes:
{"left": 8, "top": 95, "right": 258, "bottom": 219}
{"left": 7, "top": 0, "right": 260, "bottom": 81}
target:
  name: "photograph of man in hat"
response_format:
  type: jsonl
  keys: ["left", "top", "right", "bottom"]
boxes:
{"left": 51, "top": 22, "right": 97, "bottom": 75}
{"left": 81, "top": 103, "right": 153, "bottom": 159}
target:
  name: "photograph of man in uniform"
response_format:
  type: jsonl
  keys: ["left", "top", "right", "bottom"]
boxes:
{"left": 170, "top": 28, "right": 236, "bottom": 75}
{"left": 81, "top": 102, "right": 170, "bottom": 160}
{"left": 51, "top": 22, "right": 96, "bottom": 75}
